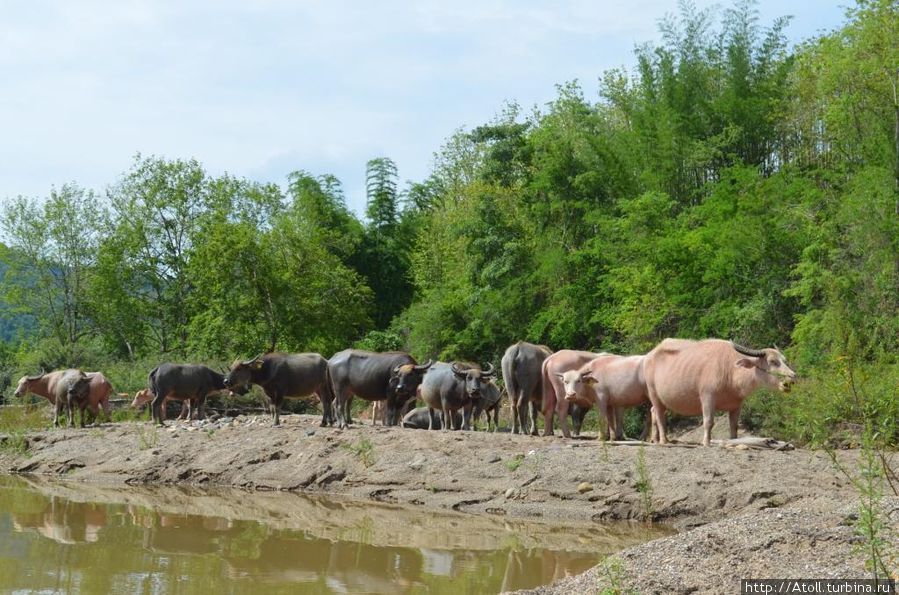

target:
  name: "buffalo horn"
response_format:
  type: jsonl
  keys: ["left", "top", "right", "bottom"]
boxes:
{"left": 481, "top": 362, "right": 495, "bottom": 377}
{"left": 392, "top": 365, "right": 402, "bottom": 375}
{"left": 26, "top": 373, "right": 43, "bottom": 381}
{"left": 731, "top": 342, "right": 765, "bottom": 358}
{"left": 241, "top": 352, "right": 265, "bottom": 366}
{"left": 414, "top": 359, "right": 433, "bottom": 372}
{"left": 451, "top": 362, "right": 466, "bottom": 376}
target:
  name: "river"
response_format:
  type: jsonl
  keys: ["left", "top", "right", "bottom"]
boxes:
{"left": 0, "top": 474, "right": 669, "bottom": 593}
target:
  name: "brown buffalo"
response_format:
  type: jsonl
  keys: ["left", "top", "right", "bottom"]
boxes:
{"left": 644, "top": 339, "right": 796, "bottom": 446}
{"left": 14, "top": 370, "right": 106, "bottom": 425}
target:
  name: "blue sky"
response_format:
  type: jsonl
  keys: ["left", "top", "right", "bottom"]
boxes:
{"left": 0, "top": 1, "right": 849, "bottom": 217}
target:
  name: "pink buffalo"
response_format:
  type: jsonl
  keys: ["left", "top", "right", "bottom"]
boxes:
{"left": 644, "top": 339, "right": 796, "bottom": 446}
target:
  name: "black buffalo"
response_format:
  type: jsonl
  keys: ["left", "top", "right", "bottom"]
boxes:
{"left": 327, "top": 350, "right": 432, "bottom": 428}
{"left": 419, "top": 361, "right": 496, "bottom": 430}
{"left": 224, "top": 352, "right": 334, "bottom": 426}
{"left": 472, "top": 379, "right": 503, "bottom": 431}
{"left": 148, "top": 363, "right": 227, "bottom": 426}
{"left": 501, "top": 341, "right": 552, "bottom": 435}
{"left": 402, "top": 407, "right": 462, "bottom": 430}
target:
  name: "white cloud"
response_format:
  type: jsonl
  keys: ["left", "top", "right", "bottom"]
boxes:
{"left": 0, "top": 0, "right": 846, "bottom": 215}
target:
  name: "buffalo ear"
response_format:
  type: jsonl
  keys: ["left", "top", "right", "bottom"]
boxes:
{"left": 251, "top": 359, "right": 264, "bottom": 370}
{"left": 735, "top": 358, "right": 756, "bottom": 369}
{"left": 583, "top": 376, "right": 597, "bottom": 386}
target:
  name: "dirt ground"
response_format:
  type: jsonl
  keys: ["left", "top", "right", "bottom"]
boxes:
{"left": 0, "top": 412, "right": 894, "bottom": 594}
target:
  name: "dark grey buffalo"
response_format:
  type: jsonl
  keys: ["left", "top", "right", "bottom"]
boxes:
{"left": 224, "top": 352, "right": 334, "bottom": 426}
{"left": 419, "top": 362, "right": 496, "bottom": 431}
{"left": 568, "top": 402, "right": 590, "bottom": 437}
{"left": 52, "top": 369, "right": 92, "bottom": 428}
{"left": 472, "top": 380, "right": 503, "bottom": 431}
{"left": 148, "top": 363, "right": 227, "bottom": 426}
{"left": 501, "top": 342, "right": 553, "bottom": 435}
{"left": 327, "top": 350, "right": 432, "bottom": 428}
{"left": 402, "top": 407, "right": 462, "bottom": 430}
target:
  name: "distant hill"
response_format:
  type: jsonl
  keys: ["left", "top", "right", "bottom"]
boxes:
{"left": 0, "top": 244, "right": 36, "bottom": 343}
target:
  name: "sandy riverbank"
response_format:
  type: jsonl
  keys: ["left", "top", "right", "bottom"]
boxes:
{"left": 0, "top": 413, "right": 888, "bottom": 594}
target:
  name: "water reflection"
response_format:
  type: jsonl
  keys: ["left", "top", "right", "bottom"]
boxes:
{"left": 0, "top": 475, "right": 668, "bottom": 593}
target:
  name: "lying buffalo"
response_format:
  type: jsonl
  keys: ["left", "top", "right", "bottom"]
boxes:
{"left": 402, "top": 407, "right": 462, "bottom": 430}
{"left": 327, "top": 350, "right": 432, "bottom": 428}
{"left": 224, "top": 352, "right": 334, "bottom": 426}
{"left": 419, "top": 361, "right": 495, "bottom": 431}
{"left": 148, "top": 363, "right": 227, "bottom": 426}
{"left": 14, "top": 371, "right": 113, "bottom": 424}
{"left": 644, "top": 339, "right": 796, "bottom": 446}
{"left": 501, "top": 341, "right": 553, "bottom": 435}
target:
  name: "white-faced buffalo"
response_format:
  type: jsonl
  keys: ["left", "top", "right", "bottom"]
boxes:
{"left": 130, "top": 388, "right": 190, "bottom": 421}
{"left": 327, "top": 350, "right": 433, "bottom": 428}
{"left": 14, "top": 370, "right": 113, "bottom": 424}
{"left": 472, "top": 380, "right": 503, "bottom": 431}
{"left": 501, "top": 341, "right": 553, "bottom": 435}
{"left": 560, "top": 355, "right": 652, "bottom": 441}
{"left": 148, "top": 364, "right": 227, "bottom": 426}
{"left": 419, "top": 361, "right": 496, "bottom": 431}
{"left": 644, "top": 339, "right": 796, "bottom": 446}
{"left": 541, "top": 350, "right": 606, "bottom": 438}
{"left": 224, "top": 352, "right": 334, "bottom": 427}
{"left": 402, "top": 407, "right": 462, "bottom": 430}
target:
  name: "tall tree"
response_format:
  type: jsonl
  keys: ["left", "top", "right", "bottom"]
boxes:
{"left": 0, "top": 185, "right": 103, "bottom": 365}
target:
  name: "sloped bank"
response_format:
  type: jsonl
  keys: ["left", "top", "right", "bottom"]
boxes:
{"left": 0, "top": 414, "right": 883, "bottom": 594}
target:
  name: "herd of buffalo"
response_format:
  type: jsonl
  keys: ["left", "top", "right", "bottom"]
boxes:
{"left": 10, "top": 338, "right": 797, "bottom": 447}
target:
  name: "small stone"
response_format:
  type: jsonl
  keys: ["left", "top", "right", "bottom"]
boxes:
{"left": 735, "top": 444, "right": 750, "bottom": 450}
{"left": 186, "top": 426, "right": 198, "bottom": 432}
{"left": 526, "top": 449, "right": 537, "bottom": 457}
{"left": 505, "top": 487, "right": 519, "bottom": 499}
{"left": 577, "top": 482, "right": 593, "bottom": 494}
{"left": 305, "top": 429, "right": 316, "bottom": 437}
{"left": 487, "top": 455, "right": 501, "bottom": 464}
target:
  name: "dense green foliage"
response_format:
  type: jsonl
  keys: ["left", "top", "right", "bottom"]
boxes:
{"left": 1, "top": 1, "right": 896, "bottom": 443}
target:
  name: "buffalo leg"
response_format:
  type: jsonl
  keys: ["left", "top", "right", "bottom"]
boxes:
{"left": 462, "top": 403, "right": 472, "bottom": 431}
{"left": 651, "top": 402, "right": 668, "bottom": 445}
{"left": 442, "top": 405, "right": 453, "bottom": 431}
{"left": 332, "top": 386, "right": 350, "bottom": 429}
{"left": 528, "top": 401, "right": 539, "bottom": 436}
{"left": 510, "top": 398, "right": 519, "bottom": 434}
{"left": 614, "top": 407, "right": 625, "bottom": 440}
{"left": 555, "top": 399, "right": 572, "bottom": 438}
{"left": 344, "top": 396, "right": 353, "bottom": 426}
{"left": 67, "top": 399, "right": 74, "bottom": 428}
{"left": 270, "top": 393, "right": 283, "bottom": 426}
{"left": 428, "top": 407, "right": 437, "bottom": 430}
{"left": 700, "top": 393, "right": 716, "bottom": 446}
{"left": 54, "top": 401, "right": 62, "bottom": 427}
{"left": 515, "top": 396, "right": 529, "bottom": 434}
{"left": 728, "top": 408, "right": 740, "bottom": 440}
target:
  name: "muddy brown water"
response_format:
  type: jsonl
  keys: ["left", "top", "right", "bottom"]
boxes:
{"left": 0, "top": 474, "right": 670, "bottom": 594}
